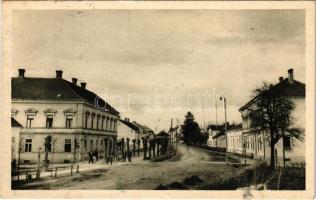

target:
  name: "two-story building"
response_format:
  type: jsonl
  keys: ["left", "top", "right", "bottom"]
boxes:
{"left": 12, "top": 69, "right": 120, "bottom": 164}
{"left": 239, "top": 69, "right": 305, "bottom": 164}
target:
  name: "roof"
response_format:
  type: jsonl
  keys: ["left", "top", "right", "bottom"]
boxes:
{"left": 156, "top": 131, "right": 169, "bottom": 137}
{"left": 213, "top": 124, "right": 242, "bottom": 139}
{"left": 207, "top": 124, "right": 226, "bottom": 131}
{"left": 119, "top": 119, "right": 139, "bottom": 132}
{"left": 239, "top": 78, "right": 305, "bottom": 112}
{"left": 11, "top": 117, "right": 22, "bottom": 127}
{"left": 12, "top": 77, "right": 119, "bottom": 115}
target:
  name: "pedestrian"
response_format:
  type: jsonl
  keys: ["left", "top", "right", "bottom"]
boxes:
{"left": 128, "top": 151, "right": 132, "bottom": 162}
{"left": 94, "top": 148, "right": 99, "bottom": 162}
{"left": 123, "top": 151, "right": 127, "bottom": 162}
{"left": 88, "top": 151, "right": 93, "bottom": 164}
{"left": 110, "top": 155, "right": 113, "bottom": 165}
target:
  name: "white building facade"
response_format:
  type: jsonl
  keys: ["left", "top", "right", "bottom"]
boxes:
{"left": 239, "top": 69, "right": 305, "bottom": 165}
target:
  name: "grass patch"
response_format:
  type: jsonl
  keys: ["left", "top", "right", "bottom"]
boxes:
{"left": 157, "top": 162, "right": 306, "bottom": 190}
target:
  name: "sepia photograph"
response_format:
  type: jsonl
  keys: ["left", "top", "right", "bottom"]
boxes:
{"left": 1, "top": 1, "right": 315, "bottom": 199}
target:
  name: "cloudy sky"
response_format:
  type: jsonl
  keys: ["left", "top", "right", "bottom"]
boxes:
{"left": 12, "top": 9, "right": 305, "bottom": 131}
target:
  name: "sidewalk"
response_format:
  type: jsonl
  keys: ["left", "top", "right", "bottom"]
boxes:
{"left": 12, "top": 154, "right": 145, "bottom": 181}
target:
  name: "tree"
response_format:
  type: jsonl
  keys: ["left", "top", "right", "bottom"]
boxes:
{"left": 181, "top": 112, "right": 201, "bottom": 145}
{"left": 73, "top": 137, "right": 80, "bottom": 164}
{"left": 17, "top": 134, "right": 24, "bottom": 181}
{"left": 248, "top": 82, "right": 304, "bottom": 169}
{"left": 44, "top": 135, "right": 52, "bottom": 170}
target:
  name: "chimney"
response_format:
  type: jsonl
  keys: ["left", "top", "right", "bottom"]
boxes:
{"left": 18, "top": 69, "right": 25, "bottom": 78}
{"left": 288, "top": 68, "right": 294, "bottom": 84}
{"left": 56, "top": 70, "right": 63, "bottom": 79}
{"left": 80, "top": 82, "right": 86, "bottom": 89}
{"left": 279, "top": 77, "right": 284, "bottom": 82}
{"left": 72, "top": 78, "right": 78, "bottom": 85}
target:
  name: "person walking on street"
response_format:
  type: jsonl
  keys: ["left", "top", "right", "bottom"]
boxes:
{"left": 88, "top": 151, "right": 94, "bottom": 164}
{"left": 110, "top": 154, "right": 113, "bottom": 165}
{"left": 94, "top": 148, "right": 99, "bottom": 162}
{"left": 128, "top": 150, "right": 132, "bottom": 162}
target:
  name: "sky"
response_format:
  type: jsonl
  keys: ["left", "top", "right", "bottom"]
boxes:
{"left": 11, "top": 9, "right": 305, "bottom": 132}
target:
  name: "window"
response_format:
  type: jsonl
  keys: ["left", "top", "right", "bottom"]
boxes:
{"left": 65, "top": 115, "right": 73, "bottom": 128}
{"left": 106, "top": 117, "right": 109, "bottom": 130}
{"left": 26, "top": 114, "right": 34, "bottom": 128}
{"left": 25, "top": 139, "right": 32, "bottom": 152}
{"left": 101, "top": 140, "right": 103, "bottom": 146}
{"left": 46, "top": 114, "right": 53, "bottom": 128}
{"left": 90, "top": 140, "right": 93, "bottom": 149}
{"left": 84, "top": 140, "right": 87, "bottom": 147}
{"left": 114, "top": 119, "right": 117, "bottom": 131}
{"left": 64, "top": 139, "right": 72, "bottom": 152}
{"left": 91, "top": 115, "right": 95, "bottom": 129}
{"left": 96, "top": 115, "right": 100, "bottom": 130}
{"left": 85, "top": 112, "right": 89, "bottom": 128}
{"left": 101, "top": 117, "right": 105, "bottom": 130}
{"left": 110, "top": 119, "right": 113, "bottom": 131}
{"left": 96, "top": 140, "right": 99, "bottom": 147}
{"left": 284, "top": 136, "right": 292, "bottom": 150}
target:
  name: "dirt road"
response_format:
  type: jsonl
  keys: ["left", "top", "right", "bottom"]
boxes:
{"left": 15, "top": 145, "right": 243, "bottom": 190}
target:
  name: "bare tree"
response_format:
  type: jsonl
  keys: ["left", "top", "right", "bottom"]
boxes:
{"left": 248, "top": 82, "right": 304, "bottom": 169}
{"left": 17, "top": 135, "right": 24, "bottom": 181}
{"left": 44, "top": 135, "right": 52, "bottom": 170}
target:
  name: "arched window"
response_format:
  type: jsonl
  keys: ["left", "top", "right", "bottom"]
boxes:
{"left": 84, "top": 111, "right": 90, "bottom": 129}
{"left": 101, "top": 115, "right": 105, "bottom": 130}
{"left": 110, "top": 118, "right": 113, "bottom": 131}
{"left": 96, "top": 114, "right": 101, "bottom": 130}
{"left": 91, "top": 112, "right": 96, "bottom": 129}
{"left": 106, "top": 117, "right": 109, "bottom": 131}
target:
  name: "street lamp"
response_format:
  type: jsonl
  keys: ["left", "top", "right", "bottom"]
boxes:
{"left": 219, "top": 96, "right": 228, "bottom": 163}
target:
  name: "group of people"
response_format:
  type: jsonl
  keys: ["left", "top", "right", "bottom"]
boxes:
{"left": 88, "top": 149, "right": 99, "bottom": 164}
{"left": 87, "top": 141, "right": 138, "bottom": 165}
{"left": 122, "top": 150, "right": 133, "bottom": 162}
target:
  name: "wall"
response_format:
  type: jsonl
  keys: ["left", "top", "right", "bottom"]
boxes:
{"left": 12, "top": 101, "right": 119, "bottom": 164}
{"left": 227, "top": 129, "right": 243, "bottom": 154}
{"left": 241, "top": 97, "right": 305, "bottom": 164}
{"left": 117, "top": 121, "right": 138, "bottom": 140}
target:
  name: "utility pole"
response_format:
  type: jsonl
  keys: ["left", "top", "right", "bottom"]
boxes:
{"left": 36, "top": 147, "right": 42, "bottom": 179}
{"left": 220, "top": 96, "right": 228, "bottom": 163}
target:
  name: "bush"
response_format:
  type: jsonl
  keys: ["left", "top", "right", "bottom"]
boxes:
{"left": 266, "top": 167, "right": 305, "bottom": 190}
{"left": 183, "top": 176, "right": 203, "bottom": 186}
{"left": 168, "top": 181, "right": 188, "bottom": 190}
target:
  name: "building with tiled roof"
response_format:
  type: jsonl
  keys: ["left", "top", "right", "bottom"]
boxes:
{"left": 11, "top": 69, "right": 120, "bottom": 164}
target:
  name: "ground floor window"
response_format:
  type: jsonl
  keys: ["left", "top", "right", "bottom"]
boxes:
{"left": 284, "top": 136, "right": 292, "bottom": 150}
{"left": 64, "top": 139, "right": 72, "bottom": 152}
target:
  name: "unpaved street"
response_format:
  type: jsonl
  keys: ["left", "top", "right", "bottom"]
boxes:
{"left": 15, "top": 145, "right": 244, "bottom": 190}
